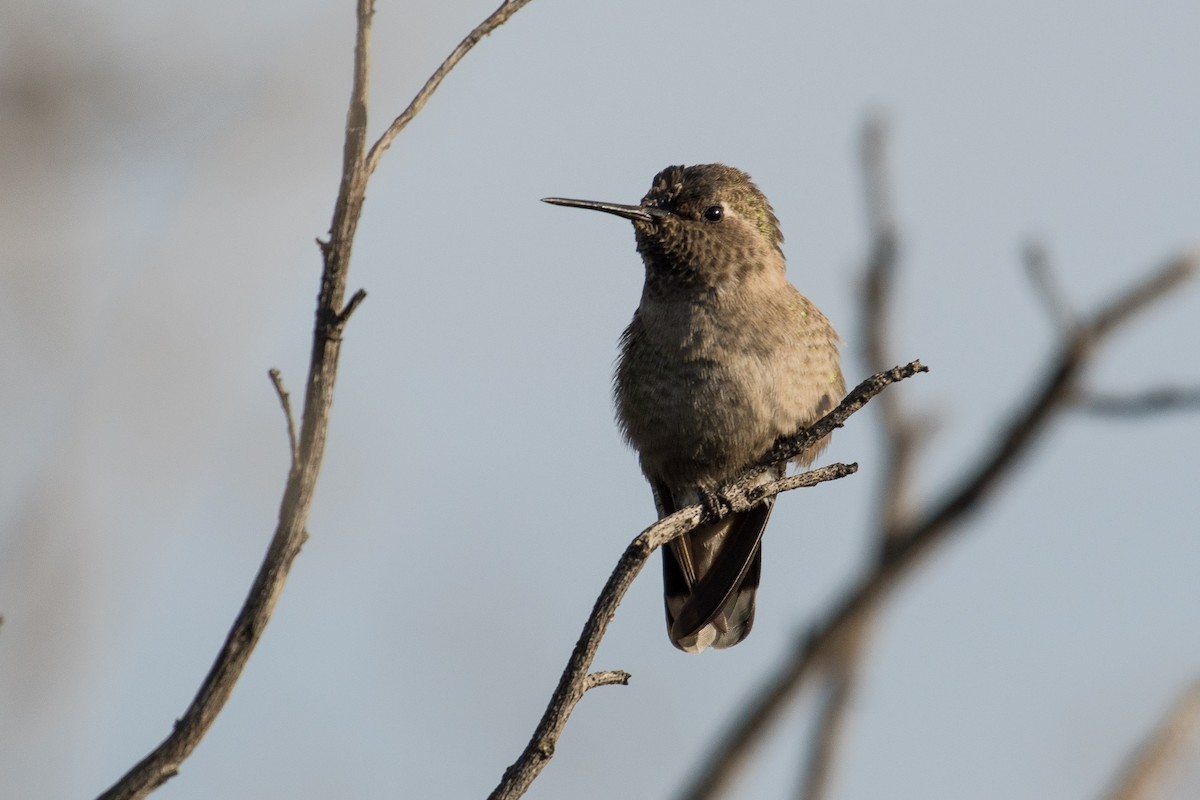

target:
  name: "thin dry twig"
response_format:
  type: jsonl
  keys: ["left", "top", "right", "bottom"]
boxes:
{"left": 488, "top": 363, "right": 927, "bottom": 800}
{"left": 583, "top": 671, "right": 633, "bottom": 691}
{"left": 1101, "top": 681, "right": 1200, "bottom": 800}
{"left": 268, "top": 368, "right": 299, "bottom": 470}
{"left": 364, "top": 0, "right": 536, "bottom": 178}
{"left": 676, "top": 254, "right": 1197, "bottom": 800}
{"left": 94, "top": 1, "right": 536, "bottom": 797}
{"left": 339, "top": 287, "right": 369, "bottom": 325}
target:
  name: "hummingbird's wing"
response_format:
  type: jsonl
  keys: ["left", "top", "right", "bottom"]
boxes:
{"left": 653, "top": 480, "right": 771, "bottom": 652}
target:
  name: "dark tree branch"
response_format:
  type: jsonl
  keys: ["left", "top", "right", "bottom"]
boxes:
{"left": 795, "top": 116, "right": 917, "bottom": 800}
{"left": 1076, "top": 387, "right": 1200, "bottom": 417}
{"left": 860, "top": 117, "right": 927, "bottom": 534}
{"left": 1090, "top": 256, "right": 1193, "bottom": 337}
{"left": 1024, "top": 240, "right": 1078, "bottom": 334}
{"left": 906, "top": 255, "right": 1195, "bottom": 554}
{"left": 795, "top": 626, "right": 868, "bottom": 800}
{"left": 94, "top": 1, "right": 536, "bottom": 797}
{"left": 1100, "top": 681, "right": 1200, "bottom": 800}
{"left": 676, "top": 252, "right": 1197, "bottom": 800}
{"left": 859, "top": 115, "right": 902, "bottom": 386}
{"left": 489, "top": 363, "right": 927, "bottom": 800}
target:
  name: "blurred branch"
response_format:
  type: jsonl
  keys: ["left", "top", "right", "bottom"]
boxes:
{"left": 676, "top": 242, "right": 1197, "bottom": 800}
{"left": 1025, "top": 240, "right": 1078, "bottom": 334}
{"left": 855, "top": 115, "right": 935, "bottom": 543}
{"left": 793, "top": 115, "right": 929, "bottom": 800}
{"left": 795, "top": 627, "right": 867, "bottom": 800}
{"left": 1101, "top": 681, "right": 1200, "bottom": 800}
{"left": 489, "top": 363, "right": 927, "bottom": 800}
{"left": 94, "top": 1, "right": 534, "bottom": 797}
{"left": 859, "top": 115, "right": 902, "bottom": 405}
{"left": 1076, "top": 387, "right": 1200, "bottom": 417}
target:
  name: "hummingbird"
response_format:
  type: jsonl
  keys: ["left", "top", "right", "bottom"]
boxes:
{"left": 544, "top": 164, "right": 844, "bottom": 652}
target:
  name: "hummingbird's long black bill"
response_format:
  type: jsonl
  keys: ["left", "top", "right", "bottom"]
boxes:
{"left": 542, "top": 196, "right": 667, "bottom": 222}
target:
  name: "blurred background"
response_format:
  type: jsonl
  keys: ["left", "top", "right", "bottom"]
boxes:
{"left": 2, "top": 1, "right": 1198, "bottom": 798}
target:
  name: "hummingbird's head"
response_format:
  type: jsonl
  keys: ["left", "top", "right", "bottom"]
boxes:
{"left": 543, "top": 164, "right": 785, "bottom": 294}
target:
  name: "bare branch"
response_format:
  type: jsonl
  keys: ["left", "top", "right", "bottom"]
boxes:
{"left": 1024, "top": 241, "right": 1078, "bottom": 334}
{"left": 94, "top": 5, "right": 376, "bottom": 797}
{"left": 1077, "top": 387, "right": 1200, "bottom": 417}
{"left": 94, "top": 1, "right": 538, "bottom": 796}
{"left": 860, "top": 112, "right": 897, "bottom": 243}
{"left": 675, "top": 254, "right": 1196, "bottom": 800}
{"left": 857, "top": 116, "right": 920, "bottom": 539}
{"left": 906, "top": 255, "right": 1194, "bottom": 555}
{"left": 793, "top": 118, "right": 917, "bottom": 800}
{"left": 1101, "top": 681, "right": 1200, "bottom": 800}
{"left": 859, "top": 115, "right": 901, "bottom": 381}
{"left": 488, "top": 363, "right": 924, "bottom": 800}
{"left": 487, "top": 465, "right": 857, "bottom": 800}
{"left": 364, "top": 0, "right": 537, "bottom": 178}
{"left": 1091, "top": 254, "right": 1195, "bottom": 338}
{"left": 795, "top": 625, "right": 869, "bottom": 800}
{"left": 338, "top": 287, "right": 368, "bottom": 324}
{"left": 268, "top": 368, "right": 299, "bottom": 470}
{"left": 583, "top": 671, "right": 633, "bottom": 691}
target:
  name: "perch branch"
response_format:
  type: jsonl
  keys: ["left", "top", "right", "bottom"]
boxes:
{"left": 488, "top": 363, "right": 926, "bottom": 800}
{"left": 754, "top": 362, "right": 927, "bottom": 472}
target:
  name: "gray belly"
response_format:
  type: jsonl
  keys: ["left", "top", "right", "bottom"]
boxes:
{"left": 616, "top": 344, "right": 785, "bottom": 489}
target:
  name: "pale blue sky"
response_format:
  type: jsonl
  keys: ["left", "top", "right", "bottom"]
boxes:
{"left": 2, "top": 1, "right": 1199, "bottom": 799}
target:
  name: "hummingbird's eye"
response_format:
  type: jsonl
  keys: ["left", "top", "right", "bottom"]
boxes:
{"left": 703, "top": 205, "right": 724, "bottom": 222}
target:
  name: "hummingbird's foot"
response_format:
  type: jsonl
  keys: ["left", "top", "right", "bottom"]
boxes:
{"left": 699, "top": 488, "right": 729, "bottom": 522}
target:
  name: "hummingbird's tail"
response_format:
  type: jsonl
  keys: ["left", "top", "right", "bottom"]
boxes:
{"left": 654, "top": 481, "right": 773, "bottom": 652}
